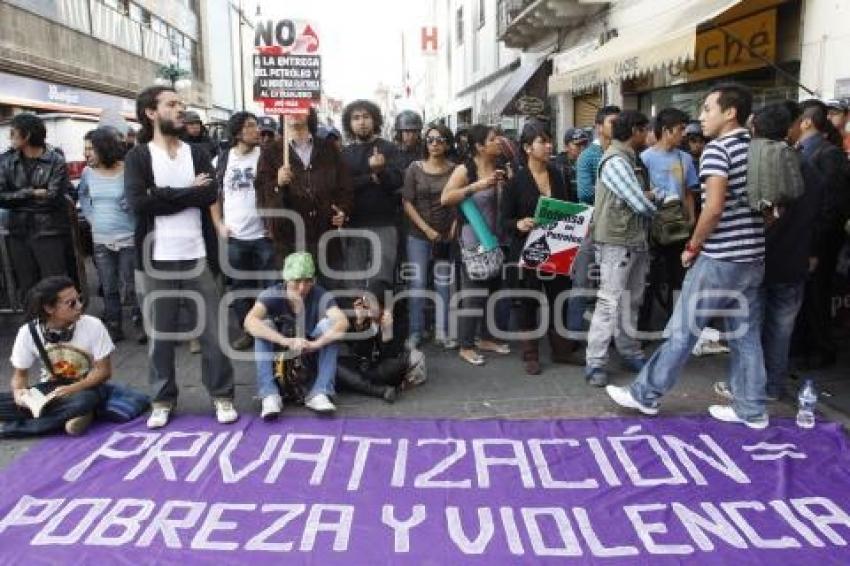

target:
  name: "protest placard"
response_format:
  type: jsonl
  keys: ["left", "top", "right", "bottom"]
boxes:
{"left": 520, "top": 197, "right": 593, "bottom": 275}
{"left": 253, "top": 13, "right": 321, "bottom": 116}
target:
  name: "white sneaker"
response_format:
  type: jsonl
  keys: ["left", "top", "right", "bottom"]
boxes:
{"left": 146, "top": 405, "right": 172, "bottom": 429}
{"left": 403, "top": 350, "right": 427, "bottom": 388}
{"left": 708, "top": 405, "right": 768, "bottom": 429}
{"left": 606, "top": 385, "right": 659, "bottom": 416}
{"left": 305, "top": 393, "right": 336, "bottom": 414}
{"left": 214, "top": 398, "right": 239, "bottom": 424}
{"left": 261, "top": 394, "right": 283, "bottom": 420}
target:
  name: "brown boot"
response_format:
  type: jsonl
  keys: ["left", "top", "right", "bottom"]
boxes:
{"left": 548, "top": 331, "right": 583, "bottom": 365}
{"left": 521, "top": 340, "right": 541, "bottom": 375}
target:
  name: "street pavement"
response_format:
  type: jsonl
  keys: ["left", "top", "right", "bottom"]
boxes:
{"left": 2, "top": 301, "right": 848, "bottom": 471}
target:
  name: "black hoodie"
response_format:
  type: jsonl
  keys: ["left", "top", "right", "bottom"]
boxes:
{"left": 341, "top": 138, "right": 403, "bottom": 227}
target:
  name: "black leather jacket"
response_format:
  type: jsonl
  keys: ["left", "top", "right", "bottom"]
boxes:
{"left": 0, "top": 147, "right": 71, "bottom": 237}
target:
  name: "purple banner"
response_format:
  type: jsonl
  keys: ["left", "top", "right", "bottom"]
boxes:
{"left": 1, "top": 416, "right": 850, "bottom": 564}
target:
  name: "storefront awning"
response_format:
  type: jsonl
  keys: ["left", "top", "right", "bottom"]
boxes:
{"left": 485, "top": 54, "right": 548, "bottom": 115}
{"left": 549, "top": 0, "right": 742, "bottom": 94}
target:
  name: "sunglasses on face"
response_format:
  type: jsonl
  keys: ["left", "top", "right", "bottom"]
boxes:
{"left": 426, "top": 136, "right": 447, "bottom": 145}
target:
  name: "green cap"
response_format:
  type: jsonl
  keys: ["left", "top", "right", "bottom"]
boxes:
{"left": 281, "top": 251, "right": 316, "bottom": 281}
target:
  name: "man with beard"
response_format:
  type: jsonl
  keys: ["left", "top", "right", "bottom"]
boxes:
{"left": 340, "top": 100, "right": 404, "bottom": 288}
{"left": 124, "top": 85, "right": 236, "bottom": 429}
{"left": 211, "top": 111, "right": 275, "bottom": 351}
{"left": 394, "top": 110, "right": 424, "bottom": 171}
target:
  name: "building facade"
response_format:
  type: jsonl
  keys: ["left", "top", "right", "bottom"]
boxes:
{"left": 498, "top": 0, "right": 842, "bottom": 150}
{"left": 419, "top": 0, "right": 560, "bottom": 138}
{"left": 0, "top": 0, "right": 209, "bottom": 123}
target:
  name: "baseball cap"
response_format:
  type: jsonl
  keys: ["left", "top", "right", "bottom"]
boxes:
{"left": 824, "top": 99, "right": 848, "bottom": 113}
{"left": 282, "top": 252, "right": 316, "bottom": 281}
{"left": 684, "top": 122, "right": 704, "bottom": 137}
{"left": 564, "top": 127, "right": 590, "bottom": 144}
{"left": 258, "top": 116, "right": 278, "bottom": 134}
{"left": 184, "top": 111, "right": 202, "bottom": 124}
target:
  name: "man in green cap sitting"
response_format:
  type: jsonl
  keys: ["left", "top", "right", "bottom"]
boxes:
{"left": 243, "top": 251, "right": 349, "bottom": 417}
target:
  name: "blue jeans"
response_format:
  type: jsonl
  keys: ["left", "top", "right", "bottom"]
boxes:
{"left": 227, "top": 237, "right": 276, "bottom": 326}
{"left": 762, "top": 281, "right": 804, "bottom": 398}
{"left": 630, "top": 255, "right": 767, "bottom": 421}
{"left": 0, "top": 381, "right": 104, "bottom": 438}
{"left": 93, "top": 244, "right": 140, "bottom": 327}
{"left": 255, "top": 317, "right": 340, "bottom": 399}
{"left": 405, "top": 235, "right": 452, "bottom": 339}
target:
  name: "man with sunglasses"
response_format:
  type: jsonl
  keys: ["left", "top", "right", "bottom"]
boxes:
{"left": 3, "top": 276, "right": 113, "bottom": 438}
{"left": 553, "top": 127, "right": 589, "bottom": 202}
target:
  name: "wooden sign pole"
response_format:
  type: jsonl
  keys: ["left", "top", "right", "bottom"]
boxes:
{"left": 281, "top": 115, "right": 289, "bottom": 168}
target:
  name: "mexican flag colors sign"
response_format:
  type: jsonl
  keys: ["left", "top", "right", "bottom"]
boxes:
{"left": 520, "top": 197, "right": 593, "bottom": 275}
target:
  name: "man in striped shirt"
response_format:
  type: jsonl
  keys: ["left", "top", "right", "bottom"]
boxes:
{"left": 607, "top": 83, "right": 770, "bottom": 429}
{"left": 585, "top": 111, "right": 656, "bottom": 386}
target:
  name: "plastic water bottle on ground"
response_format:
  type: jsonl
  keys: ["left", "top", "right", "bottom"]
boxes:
{"left": 796, "top": 379, "right": 817, "bottom": 429}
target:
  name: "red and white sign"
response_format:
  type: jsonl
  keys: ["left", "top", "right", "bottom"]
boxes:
{"left": 421, "top": 26, "right": 438, "bottom": 54}
{"left": 253, "top": 15, "right": 321, "bottom": 116}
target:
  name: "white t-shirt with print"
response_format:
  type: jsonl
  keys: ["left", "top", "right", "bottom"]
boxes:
{"left": 149, "top": 141, "right": 206, "bottom": 261}
{"left": 10, "top": 315, "right": 115, "bottom": 381}
{"left": 222, "top": 146, "right": 265, "bottom": 240}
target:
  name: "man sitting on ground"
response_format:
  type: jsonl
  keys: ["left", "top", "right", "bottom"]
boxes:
{"left": 2, "top": 276, "right": 113, "bottom": 438}
{"left": 244, "top": 252, "right": 348, "bottom": 418}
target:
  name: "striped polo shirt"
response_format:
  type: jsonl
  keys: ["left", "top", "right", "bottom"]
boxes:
{"left": 699, "top": 128, "right": 765, "bottom": 262}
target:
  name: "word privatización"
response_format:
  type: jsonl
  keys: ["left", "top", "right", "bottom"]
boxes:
{"left": 61, "top": 429, "right": 768, "bottom": 488}
{"left": 0, "top": 495, "right": 847, "bottom": 556}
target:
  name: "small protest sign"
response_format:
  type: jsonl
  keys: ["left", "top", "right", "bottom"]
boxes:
{"left": 520, "top": 197, "right": 593, "bottom": 275}
{"left": 253, "top": 14, "right": 320, "bottom": 116}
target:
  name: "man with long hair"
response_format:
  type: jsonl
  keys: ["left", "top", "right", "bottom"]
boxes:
{"left": 124, "top": 85, "right": 236, "bottom": 429}
{"left": 340, "top": 100, "right": 404, "bottom": 289}
{"left": 2, "top": 276, "right": 113, "bottom": 437}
